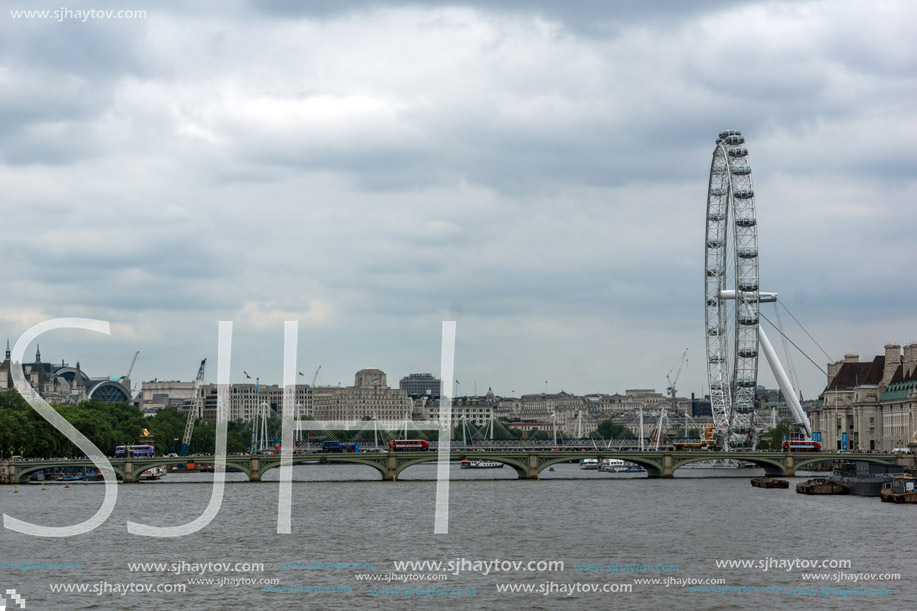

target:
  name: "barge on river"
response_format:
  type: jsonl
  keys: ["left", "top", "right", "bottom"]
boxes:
{"left": 880, "top": 476, "right": 917, "bottom": 504}
{"left": 751, "top": 477, "right": 789, "bottom": 489}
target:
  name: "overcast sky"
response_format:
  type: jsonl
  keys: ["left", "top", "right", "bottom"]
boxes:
{"left": 2, "top": 0, "right": 916, "bottom": 401}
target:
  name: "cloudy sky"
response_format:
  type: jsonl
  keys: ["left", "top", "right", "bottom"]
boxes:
{"left": 2, "top": 0, "right": 915, "bottom": 401}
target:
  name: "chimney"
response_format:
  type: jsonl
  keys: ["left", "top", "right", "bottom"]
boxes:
{"left": 882, "top": 344, "right": 901, "bottom": 388}
{"left": 905, "top": 343, "right": 917, "bottom": 379}
{"left": 826, "top": 359, "right": 843, "bottom": 389}
{"left": 844, "top": 353, "right": 859, "bottom": 363}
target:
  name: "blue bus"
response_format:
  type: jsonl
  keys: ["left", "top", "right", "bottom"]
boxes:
{"left": 322, "top": 441, "right": 359, "bottom": 453}
{"left": 115, "top": 444, "right": 155, "bottom": 457}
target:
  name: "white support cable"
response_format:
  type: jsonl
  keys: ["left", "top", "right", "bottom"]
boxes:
{"left": 778, "top": 299, "right": 834, "bottom": 362}
{"left": 759, "top": 326, "right": 812, "bottom": 436}
{"left": 774, "top": 303, "right": 802, "bottom": 400}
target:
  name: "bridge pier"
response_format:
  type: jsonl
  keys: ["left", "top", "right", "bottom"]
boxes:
{"left": 662, "top": 452, "right": 673, "bottom": 478}
{"left": 249, "top": 455, "right": 261, "bottom": 482}
{"left": 387, "top": 453, "right": 397, "bottom": 481}
{"left": 527, "top": 452, "right": 539, "bottom": 479}
{"left": 784, "top": 454, "right": 794, "bottom": 477}
{"left": 0, "top": 461, "right": 13, "bottom": 485}
{"left": 123, "top": 457, "right": 134, "bottom": 483}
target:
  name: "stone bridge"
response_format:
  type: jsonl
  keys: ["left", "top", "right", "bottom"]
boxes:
{"left": 1, "top": 451, "right": 906, "bottom": 484}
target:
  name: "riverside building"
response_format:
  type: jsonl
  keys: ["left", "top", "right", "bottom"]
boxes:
{"left": 808, "top": 344, "right": 917, "bottom": 451}
{"left": 1, "top": 343, "right": 133, "bottom": 404}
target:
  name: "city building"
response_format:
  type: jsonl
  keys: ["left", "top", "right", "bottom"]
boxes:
{"left": 688, "top": 393, "right": 712, "bottom": 418}
{"left": 198, "top": 383, "right": 313, "bottom": 423}
{"left": 422, "top": 397, "right": 494, "bottom": 426}
{"left": 189, "top": 368, "right": 413, "bottom": 424}
{"left": 0, "top": 343, "right": 133, "bottom": 404}
{"left": 808, "top": 344, "right": 917, "bottom": 451}
{"left": 503, "top": 420, "right": 555, "bottom": 438}
{"left": 399, "top": 373, "right": 442, "bottom": 399}
{"left": 140, "top": 380, "right": 197, "bottom": 415}
{"left": 494, "top": 391, "right": 585, "bottom": 420}
{"left": 493, "top": 391, "right": 602, "bottom": 438}
{"left": 311, "top": 368, "right": 413, "bottom": 421}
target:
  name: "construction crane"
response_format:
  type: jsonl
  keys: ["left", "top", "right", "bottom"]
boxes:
{"left": 295, "top": 366, "right": 322, "bottom": 390}
{"left": 656, "top": 348, "right": 688, "bottom": 447}
{"left": 126, "top": 351, "right": 140, "bottom": 378}
{"left": 179, "top": 358, "right": 207, "bottom": 456}
{"left": 666, "top": 348, "right": 688, "bottom": 416}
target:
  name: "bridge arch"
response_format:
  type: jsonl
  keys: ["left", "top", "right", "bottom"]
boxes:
{"left": 126, "top": 457, "right": 255, "bottom": 482}
{"left": 671, "top": 454, "right": 786, "bottom": 476}
{"left": 535, "top": 454, "right": 663, "bottom": 478}
{"left": 792, "top": 454, "right": 896, "bottom": 473}
{"left": 395, "top": 455, "right": 529, "bottom": 480}
{"left": 12, "top": 461, "right": 125, "bottom": 484}
{"left": 258, "top": 455, "right": 388, "bottom": 480}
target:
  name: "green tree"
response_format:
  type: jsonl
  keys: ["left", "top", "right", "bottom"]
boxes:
{"left": 1, "top": 390, "right": 148, "bottom": 457}
{"left": 147, "top": 408, "right": 187, "bottom": 454}
{"left": 501, "top": 423, "right": 523, "bottom": 440}
{"left": 760, "top": 421, "right": 795, "bottom": 450}
{"left": 590, "top": 420, "right": 637, "bottom": 440}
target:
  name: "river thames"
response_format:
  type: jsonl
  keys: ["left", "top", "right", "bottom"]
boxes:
{"left": 1, "top": 463, "right": 913, "bottom": 610}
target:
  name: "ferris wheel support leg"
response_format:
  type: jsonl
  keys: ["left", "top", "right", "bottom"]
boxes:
{"left": 759, "top": 326, "right": 812, "bottom": 437}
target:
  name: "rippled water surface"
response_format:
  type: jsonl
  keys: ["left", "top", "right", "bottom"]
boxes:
{"left": 2, "top": 463, "right": 914, "bottom": 610}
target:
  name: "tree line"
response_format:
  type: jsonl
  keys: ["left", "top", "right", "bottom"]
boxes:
{"left": 0, "top": 390, "right": 251, "bottom": 458}
{"left": 2, "top": 388, "right": 644, "bottom": 458}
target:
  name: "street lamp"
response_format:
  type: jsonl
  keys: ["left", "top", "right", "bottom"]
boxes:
{"left": 295, "top": 402, "right": 304, "bottom": 445}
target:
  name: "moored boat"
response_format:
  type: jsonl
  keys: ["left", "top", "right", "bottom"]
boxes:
{"left": 880, "top": 476, "right": 917, "bottom": 504}
{"left": 751, "top": 477, "right": 789, "bottom": 488}
{"left": 829, "top": 461, "right": 904, "bottom": 497}
{"left": 796, "top": 478, "right": 847, "bottom": 495}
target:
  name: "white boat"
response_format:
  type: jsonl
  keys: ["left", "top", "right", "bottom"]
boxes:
{"left": 599, "top": 459, "right": 645, "bottom": 473}
{"left": 580, "top": 458, "right": 599, "bottom": 470}
{"left": 460, "top": 459, "right": 503, "bottom": 469}
{"left": 599, "top": 459, "right": 626, "bottom": 472}
{"left": 139, "top": 466, "right": 167, "bottom": 480}
{"left": 680, "top": 459, "right": 740, "bottom": 469}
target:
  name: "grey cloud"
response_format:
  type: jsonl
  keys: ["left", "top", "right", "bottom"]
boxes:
{"left": 251, "top": 0, "right": 762, "bottom": 35}
{"left": 2, "top": 0, "right": 915, "bottom": 399}
{"left": 0, "top": 7, "right": 153, "bottom": 78}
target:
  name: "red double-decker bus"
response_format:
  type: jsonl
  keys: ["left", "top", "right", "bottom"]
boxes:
{"left": 782, "top": 439, "right": 820, "bottom": 452}
{"left": 389, "top": 439, "right": 429, "bottom": 452}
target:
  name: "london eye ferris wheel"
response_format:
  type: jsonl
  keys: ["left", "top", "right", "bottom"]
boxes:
{"left": 704, "top": 130, "right": 760, "bottom": 447}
